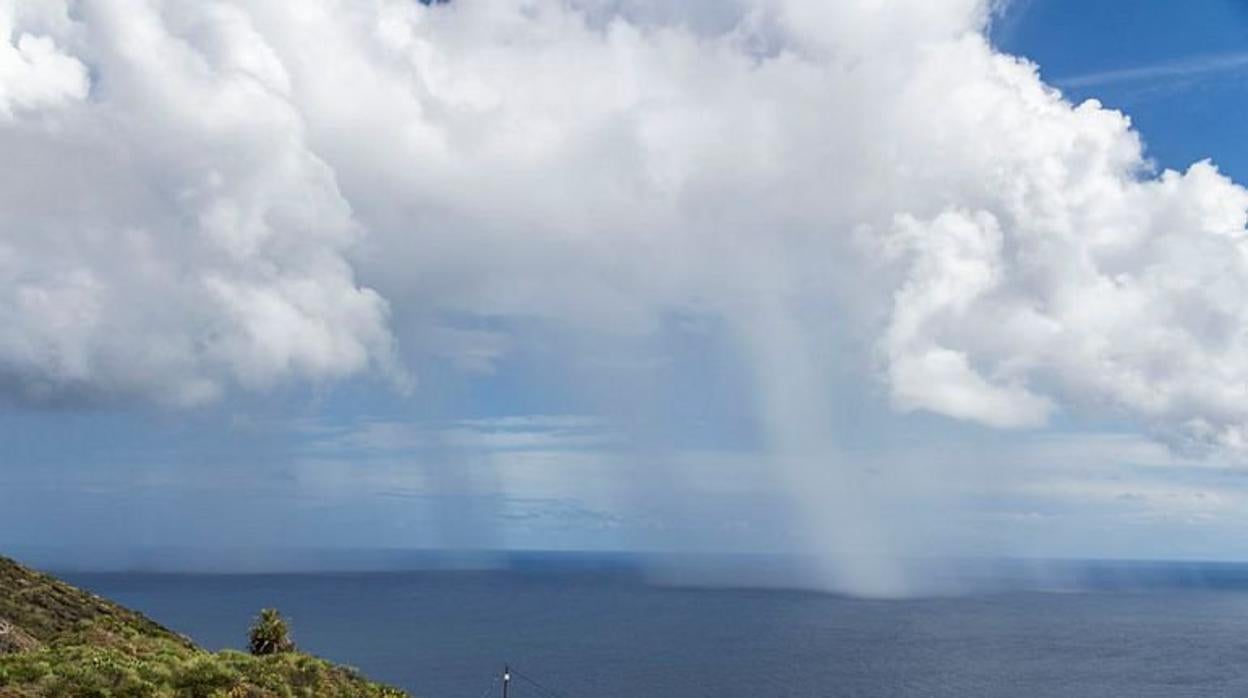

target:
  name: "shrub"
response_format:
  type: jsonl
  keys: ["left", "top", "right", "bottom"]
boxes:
{"left": 247, "top": 609, "right": 295, "bottom": 657}
{"left": 173, "top": 654, "right": 242, "bottom": 696}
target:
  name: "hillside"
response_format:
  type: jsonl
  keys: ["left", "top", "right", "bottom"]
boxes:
{"left": 0, "top": 555, "right": 407, "bottom": 697}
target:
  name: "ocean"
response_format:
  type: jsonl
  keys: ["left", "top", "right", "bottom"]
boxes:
{"left": 62, "top": 560, "right": 1248, "bottom": 697}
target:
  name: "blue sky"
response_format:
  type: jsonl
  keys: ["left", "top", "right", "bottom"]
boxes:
{"left": 995, "top": 0, "right": 1248, "bottom": 181}
{"left": 4, "top": 0, "right": 1248, "bottom": 583}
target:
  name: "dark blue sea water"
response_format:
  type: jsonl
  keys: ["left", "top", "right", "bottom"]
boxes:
{"left": 62, "top": 562, "right": 1248, "bottom": 697}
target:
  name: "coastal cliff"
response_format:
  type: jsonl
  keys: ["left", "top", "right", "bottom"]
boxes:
{"left": 0, "top": 555, "right": 406, "bottom": 697}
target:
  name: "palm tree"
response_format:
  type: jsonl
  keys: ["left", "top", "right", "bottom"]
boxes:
{"left": 248, "top": 608, "right": 295, "bottom": 656}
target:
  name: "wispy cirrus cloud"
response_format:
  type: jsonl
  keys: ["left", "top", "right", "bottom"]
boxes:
{"left": 1054, "top": 50, "right": 1248, "bottom": 89}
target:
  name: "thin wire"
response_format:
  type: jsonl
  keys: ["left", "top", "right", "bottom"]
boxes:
{"left": 473, "top": 676, "right": 499, "bottom": 698}
{"left": 512, "top": 669, "right": 573, "bottom": 698}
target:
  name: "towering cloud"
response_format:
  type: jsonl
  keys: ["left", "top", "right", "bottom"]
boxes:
{"left": 2, "top": 0, "right": 1247, "bottom": 459}
{"left": 0, "top": 0, "right": 400, "bottom": 405}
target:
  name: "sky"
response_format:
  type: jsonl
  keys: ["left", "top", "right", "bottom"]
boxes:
{"left": 3, "top": 0, "right": 1248, "bottom": 593}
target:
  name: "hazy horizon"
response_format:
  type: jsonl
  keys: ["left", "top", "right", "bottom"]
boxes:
{"left": 4, "top": 0, "right": 1248, "bottom": 599}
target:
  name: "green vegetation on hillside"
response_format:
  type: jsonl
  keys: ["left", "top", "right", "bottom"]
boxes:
{"left": 0, "top": 556, "right": 407, "bottom": 697}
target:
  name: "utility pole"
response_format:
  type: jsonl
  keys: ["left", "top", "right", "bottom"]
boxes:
{"left": 502, "top": 664, "right": 510, "bottom": 698}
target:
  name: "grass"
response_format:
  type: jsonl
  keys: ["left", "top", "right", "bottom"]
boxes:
{"left": 0, "top": 556, "right": 408, "bottom": 697}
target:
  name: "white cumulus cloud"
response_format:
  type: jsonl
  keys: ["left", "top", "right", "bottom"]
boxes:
{"left": 2, "top": 0, "right": 1248, "bottom": 456}
{"left": 0, "top": 0, "right": 402, "bottom": 405}
{"left": 0, "top": 1, "right": 88, "bottom": 118}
